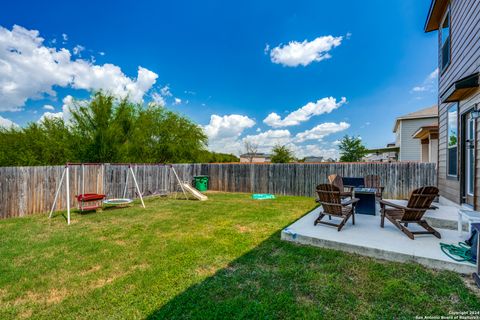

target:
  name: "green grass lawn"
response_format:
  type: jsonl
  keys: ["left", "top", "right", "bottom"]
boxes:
{"left": 0, "top": 193, "right": 478, "bottom": 319}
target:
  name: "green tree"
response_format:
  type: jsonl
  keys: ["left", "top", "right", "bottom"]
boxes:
{"left": 271, "top": 145, "right": 294, "bottom": 163}
{"left": 70, "top": 93, "right": 136, "bottom": 163}
{"left": 0, "top": 92, "right": 209, "bottom": 166}
{"left": 197, "top": 151, "right": 239, "bottom": 163}
{"left": 338, "top": 135, "right": 368, "bottom": 162}
{"left": 0, "top": 117, "right": 79, "bottom": 166}
{"left": 126, "top": 105, "right": 208, "bottom": 163}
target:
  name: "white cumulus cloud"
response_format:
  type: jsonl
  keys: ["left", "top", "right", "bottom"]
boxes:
{"left": 269, "top": 35, "right": 343, "bottom": 67}
{"left": 151, "top": 92, "right": 166, "bottom": 106}
{"left": 35, "top": 95, "right": 79, "bottom": 124}
{"left": 72, "top": 45, "right": 85, "bottom": 56}
{"left": 264, "top": 43, "right": 270, "bottom": 54}
{"left": 412, "top": 86, "right": 427, "bottom": 92}
{"left": 204, "top": 115, "right": 349, "bottom": 157}
{"left": 43, "top": 104, "right": 55, "bottom": 110}
{"left": 292, "top": 144, "right": 339, "bottom": 160}
{"left": 0, "top": 25, "right": 158, "bottom": 112}
{"left": 60, "top": 94, "right": 77, "bottom": 123}
{"left": 243, "top": 129, "right": 292, "bottom": 149}
{"left": 0, "top": 115, "right": 18, "bottom": 129}
{"left": 263, "top": 97, "right": 347, "bottom": 128}
{"left": 174, "top": 97, "right": 182, "bottom": 105}
{"left": 204, "top": 114, "right": 256, "bottom": 154}
{"left": 240, "top": 129, "right": 343, "bottom": 159}
{"left": 39, "top": 95, "right": 79, "bottom": 124}
{"left": 38, "top": 111, "right": 63, "bottom": 123}
{"left": 411, "top": 68, "right": 438, "bottom": 93}
{"left": 204, "top": 114, "right": 255, "bottom": 140}
{"left": 160, "top": 85, "right": 172, "bottom": 97}
{"left": 295, "top": 122, "right": 350, "bottom": 142}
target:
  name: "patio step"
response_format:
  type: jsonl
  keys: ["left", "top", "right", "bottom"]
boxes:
{"left": 377, "top": 200, "right": 465, "bottom": 232}
{"left": 425, "top": 214, "right": 462, "bottom": 232}
{"left": 424, "top": 205, "right": 473, "bottom": 233}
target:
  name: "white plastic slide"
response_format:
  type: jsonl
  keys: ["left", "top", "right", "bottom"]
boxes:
{"left": 181, "top": 183, "right": 208, "bottom": 201}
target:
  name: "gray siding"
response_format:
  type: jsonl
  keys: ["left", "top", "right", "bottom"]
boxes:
{"left": 437, "top": 0, "right": 480, "bottom": 205}
{"left": 398, "top": 117, "right": 437, "bottom": 161}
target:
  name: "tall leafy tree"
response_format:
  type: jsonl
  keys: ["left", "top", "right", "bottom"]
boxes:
{"left": 0, "top": 92, "right": 219, "bottom": 166}
{"left": 0, "top": 117, "right": 78, "bottom": 166}
{"left": 271, "top": 144, "right": 294, "bottom": 163}
{"left": 201, "top": 152, "right": 239, "bottom": 163}
{"left": 70, "top": 93, "right": 135, "bottom": 162}
{"left": 126, "top": 105, "right": 208, "bottom": 163}
{"left": 338, "top": 135, "right": 368, "bottom": 162}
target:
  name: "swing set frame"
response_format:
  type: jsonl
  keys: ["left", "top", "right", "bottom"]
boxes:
{"left": 49, "top": 163, "right": 188, "bottom": 225}
{"left": 48, "top": 163, "right": 146, "bottom": 225}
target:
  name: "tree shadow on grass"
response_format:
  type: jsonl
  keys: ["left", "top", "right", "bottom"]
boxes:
{"left": 146, "top": 229, "right": 480, "bottom": 319}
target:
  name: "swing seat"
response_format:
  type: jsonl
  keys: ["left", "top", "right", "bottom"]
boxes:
{"left": 79, "top": 204, "right": 102, "bottom": 211}
{"left": 76, "top": 193, "right": 106, "bottom": 212}
{"left": 76, "top": 193, "right": 106, "bottom": 202}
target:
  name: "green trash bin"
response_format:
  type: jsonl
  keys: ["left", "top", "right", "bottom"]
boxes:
{"left": 193, "top": 175, "right": 209, "bottom": 192}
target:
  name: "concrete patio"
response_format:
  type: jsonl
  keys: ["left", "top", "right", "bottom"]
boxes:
{"left": 281, "top": 201, "right": 476, "bottom": 274}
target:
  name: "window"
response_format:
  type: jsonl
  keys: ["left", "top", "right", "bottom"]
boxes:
{"left": 467, "top": 114, "right": 475, "bottom": 194}
{"left": 440, "top": 8, "right": 451, "bottom": 71}
{"left": 447, "top": 104, "right": 458, "bottom": 177}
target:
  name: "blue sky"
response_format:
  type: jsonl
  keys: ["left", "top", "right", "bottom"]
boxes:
{"left": 0, "top": 0, "right": 438, "bottom": 158}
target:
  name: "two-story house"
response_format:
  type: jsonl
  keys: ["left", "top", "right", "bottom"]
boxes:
{"left": 425, "top": 0, "right": 480, "bottom": 208}
{"left": 393, "top": 105, "right": 438, "bottom": 163}
{"left": 365, "top": 106, "right": 438, "bottom": 163}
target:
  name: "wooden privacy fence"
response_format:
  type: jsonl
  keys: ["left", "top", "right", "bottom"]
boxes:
{"left": 0, "top": 164, "right": 203, "bottom": 219}
{"left": 0, "top": 162, "right": 436, "bottom": 219}
{"left": 201, "top": 162, "right": 437, "bottom": 199}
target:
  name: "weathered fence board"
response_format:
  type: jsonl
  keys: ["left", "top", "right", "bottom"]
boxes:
{"left": 0, "top": 162, "right": 436, "bottom": 219}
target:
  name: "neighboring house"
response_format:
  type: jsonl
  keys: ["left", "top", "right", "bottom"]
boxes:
{"left": 412, "top": 123, "right": 439, "bottom": 163}
{"left": 304, "top": 156, "right": 324, "bottom": 163}
{"left": 364, "top": 143, "right": 399, "bottom": 162}
{"left": 363, "top": 153, "right": 385, "bottom": 162}
{"left": 239, "top": 153, "right": 271, "bottom": 163}
{"left": 425, "top": 0, "right": 480, "bottom": 208}
{"left": 393, "top": 105, "right": 438, "bottom": 163}
{"left": 384, "top": 142, "right": 400, "bottom": 162}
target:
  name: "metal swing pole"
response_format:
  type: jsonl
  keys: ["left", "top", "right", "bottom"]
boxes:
{"left": 81, "top": 163, "right": 85, "bottom": 196}
{"left": 123, "top": 167, "right": 129, "bottom": 198}
{"left": 66, "top": 165, "right": 71, "bottom": 225}
{"left": 129, "top": 165, "right": 145, "bottom": 208}
{"left": 49, "top": 165, "right": 67, "bottom": 218}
